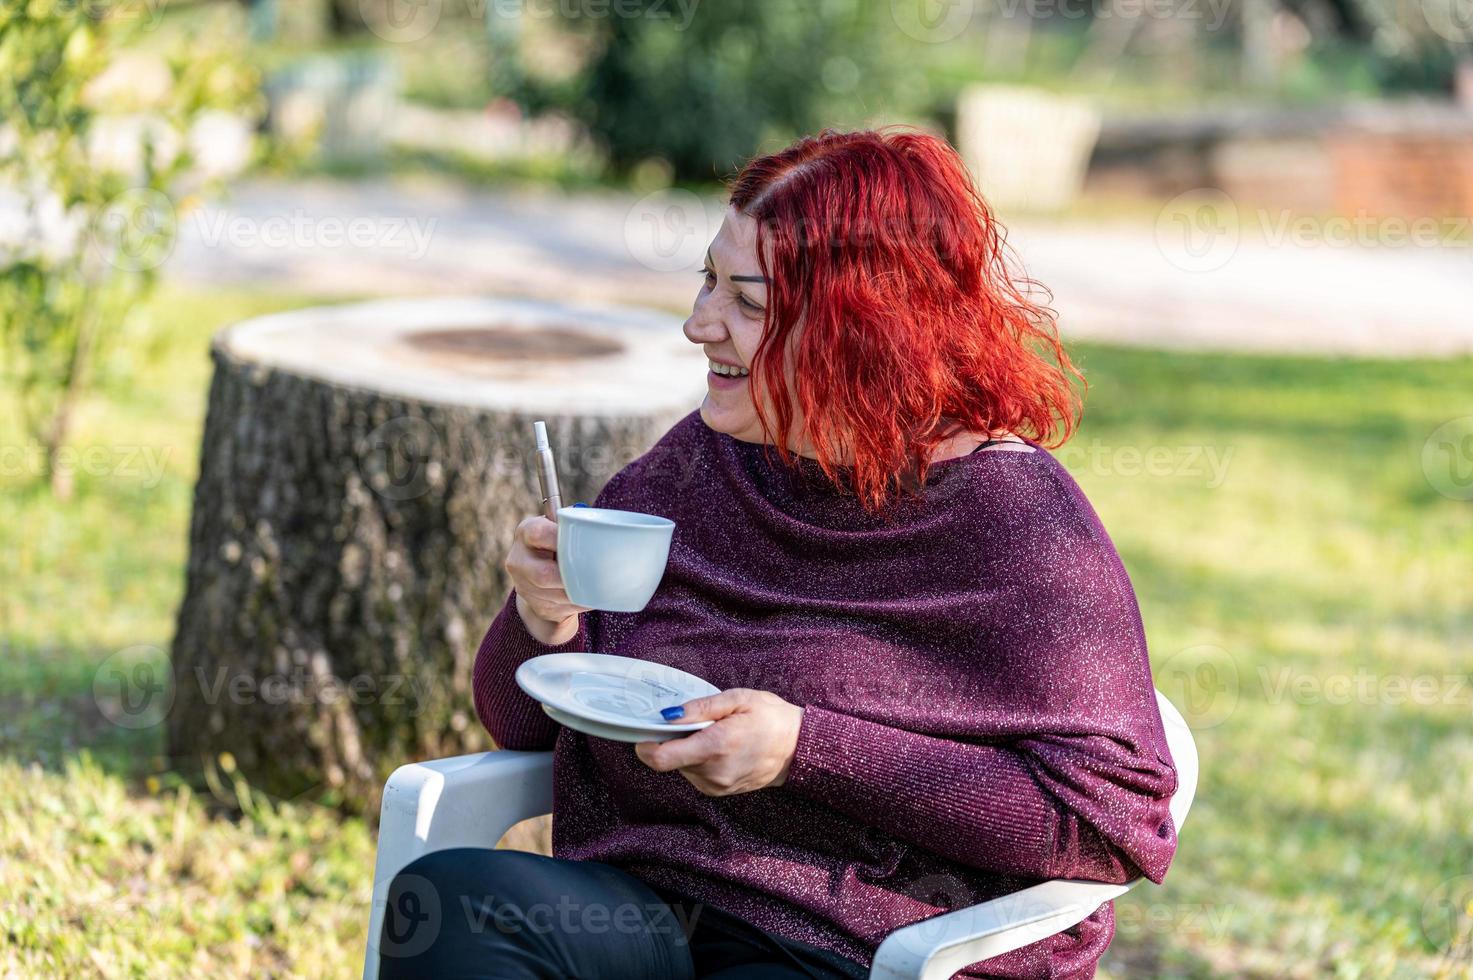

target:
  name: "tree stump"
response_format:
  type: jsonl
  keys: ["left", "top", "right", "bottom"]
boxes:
{"left": 167, "top": 296, "right": 705, "bottom": 819}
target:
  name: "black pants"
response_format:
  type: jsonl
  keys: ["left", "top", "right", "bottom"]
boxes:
{"left": 377, "top": 848, "right": 869, "bottom": 979}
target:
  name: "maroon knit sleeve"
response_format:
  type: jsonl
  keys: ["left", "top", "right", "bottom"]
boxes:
{"left": 471, "top": 459, "right": 642, "bottom": 752}
{"left": 471, "top": 589, "right": 587, "bottom": 751}
{"left": 783, "top": 458, "right": 1179, "bottom": 887}
{"left": 782, "top": 705, "right": 1175, "bottom": 884}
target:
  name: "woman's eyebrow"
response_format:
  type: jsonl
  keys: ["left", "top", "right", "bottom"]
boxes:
{"left": 707, "top": 248, "right": 769, "bottom": 283}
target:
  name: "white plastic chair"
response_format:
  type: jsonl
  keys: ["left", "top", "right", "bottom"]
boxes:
{"left": 363, "top": 690, "right": 1198, "bottom": 980}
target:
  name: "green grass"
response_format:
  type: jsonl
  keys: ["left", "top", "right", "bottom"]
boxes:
{"left": 1, "top": 288, "right": 379, "bottom": 978}
{"left": 3, "top": 286, "right": 1472, "bottom": 976}
{"left": 1072, "top": 347, "right": 1473, "bottom": 979}
{"left": 0, "top": 752, "right": 374, "bottom": 978}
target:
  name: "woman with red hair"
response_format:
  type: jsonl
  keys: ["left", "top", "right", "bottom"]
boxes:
{"left": 381, "top": 129, "right": 1180, "bottom": 979}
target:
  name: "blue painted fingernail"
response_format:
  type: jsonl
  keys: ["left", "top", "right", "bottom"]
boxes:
{"left": 572, "top": 502, "right": 589, "bottom": 508}
{"left": 660, "top": 705, "right": 685, "bottom": 720}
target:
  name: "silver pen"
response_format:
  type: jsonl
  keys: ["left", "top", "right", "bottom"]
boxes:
{"left": 533, "top": 420, "right": 563, "bottom": 521}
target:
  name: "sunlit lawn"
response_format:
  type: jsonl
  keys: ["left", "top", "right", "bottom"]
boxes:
{"left": 1, "top": 288, "right": 378, "bottom": 979}
{"left": 2, "top": 285, "right": 1470, "bottom": 977}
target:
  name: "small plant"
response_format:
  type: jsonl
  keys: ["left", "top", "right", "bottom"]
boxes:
{"left": 0, "top": 1, "right": 259, "bottom": 497}
{"left": 517, "top": 0, "right": 914, "bottom": 183}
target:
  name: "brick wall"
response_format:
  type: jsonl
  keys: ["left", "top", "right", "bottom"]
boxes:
{"left": 1085, "top": 102, "right": 1473, "bottom": 220}
{"left": 1327, "top": 126, "right": 1473, "bottom": 221}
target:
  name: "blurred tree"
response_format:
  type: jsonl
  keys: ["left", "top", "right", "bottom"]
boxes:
{"left": 518, "top": 0, "right": 907, "bottom": 182}
{"left": 0, "top": 2, "right": 258, "bottom": 497}
{"left": 1291, "top": 0, "right": 1373, "bottom": 42}
{"left": 1240, "top": 0, "right": 1280, "bottom": 86}
{"left": 1344, "top": 0, "right": 1471, "bottom": 93}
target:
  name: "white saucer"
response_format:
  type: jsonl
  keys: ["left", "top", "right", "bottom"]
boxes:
{"left": 540, "top": 702, "right": 691, "bottom": 743}
{"left": 516, "top": 652, "right": 717, "bottom": 734}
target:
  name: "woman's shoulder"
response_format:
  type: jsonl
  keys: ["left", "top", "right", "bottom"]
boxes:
{"left": 947, "top": 436, "right": 1118, "bottom": 558}
{"left": 944, "top": 433, "right": 1068, "bottom": 496}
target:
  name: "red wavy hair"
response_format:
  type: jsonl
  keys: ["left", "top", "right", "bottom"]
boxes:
{"left": 728, "top": 127, "right": 1084, "bottom": 515}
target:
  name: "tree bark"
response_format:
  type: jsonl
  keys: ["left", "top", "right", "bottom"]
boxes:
{"left": 167, "top": 296, "right": 704, "bottom": 819}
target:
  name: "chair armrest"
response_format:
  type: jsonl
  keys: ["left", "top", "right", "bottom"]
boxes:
{"left": 363, "top": 750, "right": 554, "bottom": 980}
{"left": 869, "top": 877, "right": 1137, "bottom": 980}
{"left": 378, "top": 750, "right": 556, "bottom": 854}
{"left": 871, "top": 689, "right": 1199, "bottom": 979}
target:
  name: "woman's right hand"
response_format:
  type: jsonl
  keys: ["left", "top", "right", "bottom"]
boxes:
{"left": 505, "top": 515, "right": 591, "bottom": 645}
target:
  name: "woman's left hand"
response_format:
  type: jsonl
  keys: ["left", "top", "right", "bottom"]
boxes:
{"left": 633, "top": 689, "right": 804, "bottom": 796}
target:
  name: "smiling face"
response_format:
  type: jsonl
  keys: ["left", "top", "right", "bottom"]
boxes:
{"left": 683, "top": 206, "right": 799, "bottom": 449}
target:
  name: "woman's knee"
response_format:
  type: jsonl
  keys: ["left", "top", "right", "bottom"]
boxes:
{"left": 378, "top": 848, "right": 695, "bottom": 979}
{"left": 379, "top": 848, "right": 543, "bottom": 965}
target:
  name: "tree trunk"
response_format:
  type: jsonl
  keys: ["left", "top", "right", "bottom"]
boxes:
{"left": 167, "top": 296, "right": 704, "bottom": 820}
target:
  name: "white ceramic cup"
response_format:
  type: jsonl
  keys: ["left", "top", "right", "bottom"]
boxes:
{"left": 555, "top": 506, "right": 676, "bottom": 612}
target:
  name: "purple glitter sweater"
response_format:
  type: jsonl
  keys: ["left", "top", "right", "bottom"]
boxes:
{"left": 473, "top": 410, "right": 1179, "bottom": 979}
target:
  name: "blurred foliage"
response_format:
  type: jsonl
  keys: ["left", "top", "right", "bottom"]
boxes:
{"left": 514, "top": 0, "right": 922, "bottom": 182}
{"left": 0, "top": 0, "right": 259, "bottom": 497}
{"left": 454, "top": 0, "right": 1473, "bottom": 186}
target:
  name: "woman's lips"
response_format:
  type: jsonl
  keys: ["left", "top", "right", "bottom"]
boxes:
{"left": 707, "top": 369, "right": 749, "bottom": 390}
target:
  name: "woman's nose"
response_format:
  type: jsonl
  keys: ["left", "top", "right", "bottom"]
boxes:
{"left": 683, "top": 294, "right": 726, "bottom": 346}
